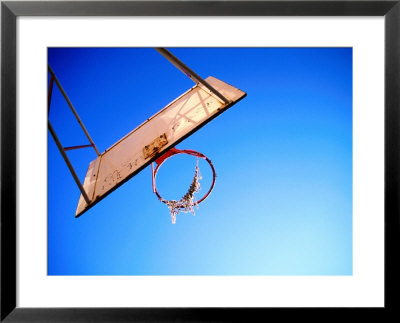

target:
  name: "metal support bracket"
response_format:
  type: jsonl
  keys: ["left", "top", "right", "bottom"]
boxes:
{"left": 155, "top": 48, "right": 230, "bottom": 105}
{"left": 48, "top": 65, "right": 101, "bottom": 156}
{"left": 48, "top": 121, "right": 90, "bottom": 204}
{"left": 48, "top": 66, "right": 102, "bottom": 204}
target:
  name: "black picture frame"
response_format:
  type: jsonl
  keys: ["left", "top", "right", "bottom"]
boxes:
{"left": 1, "top": 0, "right": 399, "bottom": 321}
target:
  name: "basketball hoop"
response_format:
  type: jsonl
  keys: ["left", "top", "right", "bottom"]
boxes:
{"left": 151, "top": 148, "right": 216, "bottom": 224}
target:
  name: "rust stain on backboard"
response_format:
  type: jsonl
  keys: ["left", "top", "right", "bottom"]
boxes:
{"left": 143, "top": 133, "right": 168, "bottom": 159}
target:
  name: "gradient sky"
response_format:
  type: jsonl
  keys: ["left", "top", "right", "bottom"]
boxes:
{"left": 48, "top": 47, "right": 352, "bottom": 275}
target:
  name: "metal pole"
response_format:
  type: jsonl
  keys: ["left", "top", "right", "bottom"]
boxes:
{"left": 63, "top": 144, "right": 94, "bottom": 151}
{"left": 48, "top": 65, "right": 101, "bottom": 156}
{"left": 48, "top": 73, "right": 54, "bottom": 115}
{"left": 48, "top": 121, "right": 91, "bottom": 204}
{"left": 155, "top": 48, "right": 230, "bottom": 105}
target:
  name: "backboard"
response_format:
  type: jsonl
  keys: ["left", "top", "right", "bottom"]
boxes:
{"left": 75, "top": 76, "right": 246, "bottom": 217}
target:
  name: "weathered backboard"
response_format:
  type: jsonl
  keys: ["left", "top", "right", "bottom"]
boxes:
{"left": 76, "top": 76, "right": 246, "bottom": 217}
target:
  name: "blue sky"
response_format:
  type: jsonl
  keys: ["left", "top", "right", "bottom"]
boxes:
{"left": 48, "top": 47, "right": 352, "bottom": 275}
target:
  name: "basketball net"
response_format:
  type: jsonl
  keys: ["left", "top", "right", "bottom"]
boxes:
{"left": 152, "top": 148, "right": 216, "bottom": 224}
{"left": 165, "top": 157, "right": 202, "bottom": 224}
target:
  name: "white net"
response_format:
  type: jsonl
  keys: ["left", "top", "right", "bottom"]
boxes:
{"left": 164, "top": 157, "right": 202, "bottom": 224}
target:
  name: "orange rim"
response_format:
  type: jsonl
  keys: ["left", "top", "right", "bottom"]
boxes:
{"left": 151, "top": 148, "right": 216, "bottom": 207}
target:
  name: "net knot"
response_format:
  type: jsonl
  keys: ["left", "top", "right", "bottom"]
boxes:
{"left": 164, "top": 158, "right": 201, "bottom": 223}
